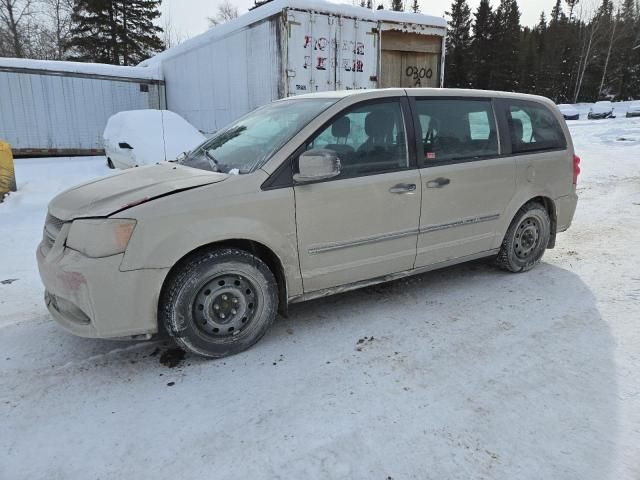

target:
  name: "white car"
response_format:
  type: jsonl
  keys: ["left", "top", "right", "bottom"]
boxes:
{"left": 103, "top": 110, "right": 205, "bottom": 169}
{"left": 588, "top": 101, "right": 615, "bottom": 120}
{"left": 626, "top": 101, "right": 640, "bottom": 118}
{"left": 557, "top": 104, "right": 580, "bottom": 120}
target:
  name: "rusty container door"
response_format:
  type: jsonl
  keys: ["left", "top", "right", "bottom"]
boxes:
{"left": 380, "top": 31, "right": 442, "bottom": 88}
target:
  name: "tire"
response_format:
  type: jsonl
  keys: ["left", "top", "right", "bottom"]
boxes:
{"left": 107, "top": 158, "right": 115, "bottom": 169}
{"left": 159, "top": 248, "right": 278, "bottom": 358}
{"left": 495, "top": 202, "right": 551, "bottom": 273}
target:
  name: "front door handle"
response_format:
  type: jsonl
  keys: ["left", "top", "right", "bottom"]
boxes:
{"left": 389, "top": 183, "right": 417, "bottom": 194}
{"left": 426, "top": 177, "right": 451, "bottom": 188}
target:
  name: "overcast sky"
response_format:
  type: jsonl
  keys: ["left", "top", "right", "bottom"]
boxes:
{"left": 160, "top": 0, "right": 556, "bottom": 41}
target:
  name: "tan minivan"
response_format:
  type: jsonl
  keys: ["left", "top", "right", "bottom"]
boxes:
{"left": 37, "top": 89, "right": 579, "bottom": 358}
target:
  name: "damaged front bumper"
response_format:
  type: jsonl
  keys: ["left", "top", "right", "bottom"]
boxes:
{"left": 36, "top": 222, "right": 169, "bottom": 339}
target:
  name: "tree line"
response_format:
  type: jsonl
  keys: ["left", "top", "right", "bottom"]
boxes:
{"left": 445, "top": 0, "right": 640, "bottom": 102}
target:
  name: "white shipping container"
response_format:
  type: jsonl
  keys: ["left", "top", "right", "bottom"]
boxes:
{"left": 0, "top": 58, "right": 165, "bottom": 156}
{"left": 143, "top": 0, "right": 447, "bottom": 134}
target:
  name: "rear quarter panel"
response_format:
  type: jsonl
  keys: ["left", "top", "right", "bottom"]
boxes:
{"left": 491, "top": 95, "right": 576, "bottom": 248}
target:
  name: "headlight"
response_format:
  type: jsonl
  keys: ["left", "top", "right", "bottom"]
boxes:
{"left": 66, "top": 219, "right": 136, "bottom": 258}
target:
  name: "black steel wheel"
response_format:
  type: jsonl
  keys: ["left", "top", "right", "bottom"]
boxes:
{"left": 496, "top": 202, "right": 551, "bottom": 273}
{"left": 160, "top": 248, "right": 278, "bottom": 358}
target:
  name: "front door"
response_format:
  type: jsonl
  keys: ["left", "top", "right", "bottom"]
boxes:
{"left": 411, "top": 96, "right": 516, "bottom": 267}
{"left": 294, "top": 98, "right": 421, "bottom": 292}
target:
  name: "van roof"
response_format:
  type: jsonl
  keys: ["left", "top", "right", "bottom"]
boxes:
{"left": 286, "top": 88, "right": 555, "bottom": 105}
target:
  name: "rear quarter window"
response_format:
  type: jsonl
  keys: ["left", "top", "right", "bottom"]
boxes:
{"left": 507, "top": 101, "right": 567, "bottom": 154}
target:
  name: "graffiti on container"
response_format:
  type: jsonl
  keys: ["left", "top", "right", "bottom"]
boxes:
{"left": 342, "top": 58, "right": 364, "bottom": 73}
{"left": 316, "top": 57, "right": 327, "bottom": 70}
{"left": 341, "top": 40, "right": 365, "bottom": 55}
{"left": 405, "top": 66, "right": 433, "bottom": 86}
{"left": 301, "top": 36, "right": 365, "bottom": 72}
{"left": 304, "top": 35, "right": 329, "bottom": 51}
{"left": 304, "top": 56, "right": 328, "bottom": 70}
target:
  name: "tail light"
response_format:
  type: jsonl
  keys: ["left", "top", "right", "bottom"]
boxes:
{"left": 573, "top": 154, "right": 581, "bottom": 185}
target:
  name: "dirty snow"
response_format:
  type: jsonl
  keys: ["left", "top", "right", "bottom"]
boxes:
{"left": 1, "top": 117, "right": 639, "bottom": 479}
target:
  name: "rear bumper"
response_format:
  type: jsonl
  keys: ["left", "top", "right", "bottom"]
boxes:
{"left": 555, "top": 193, "right": 579, "bottom": 233}
{"left": 563, "top": 114, "right": 580, "bottom": 121}
{"left": 37, "top": 242, "right": 169, "bottom": 339}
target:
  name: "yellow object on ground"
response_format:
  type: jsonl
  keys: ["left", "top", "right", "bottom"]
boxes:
{"left": 0, "top": 141, "right": 17, "bottom": 200}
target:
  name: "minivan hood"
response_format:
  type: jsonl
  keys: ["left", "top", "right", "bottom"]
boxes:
{"left": 49, "top": 162, "right": 227, "bottom": 220}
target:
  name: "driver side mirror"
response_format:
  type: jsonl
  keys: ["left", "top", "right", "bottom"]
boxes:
{"left": 293, "top": 149, "right": 341, "bottom": 184}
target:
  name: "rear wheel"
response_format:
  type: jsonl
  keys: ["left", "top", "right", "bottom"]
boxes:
{"left": 160, "top": 248, "right": 278, "bottom": 358}
{"left": 495, "top": 202, "right": 550, "bottom": 273}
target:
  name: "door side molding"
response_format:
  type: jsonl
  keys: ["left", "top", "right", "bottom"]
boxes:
{"left": 308, "top": 227, "right": 419, "bottom": 255}
{"left": 420, "top": 213, "right": 500, "bottom": 234}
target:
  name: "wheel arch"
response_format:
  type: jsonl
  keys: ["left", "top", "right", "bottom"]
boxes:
{"left": 527, "top": 196, "right": 557, "bottom": 248}
{"left": 159, "top": 239, "right": 289, "bottom": 317}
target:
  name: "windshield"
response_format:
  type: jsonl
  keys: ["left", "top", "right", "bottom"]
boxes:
{"left": 181, "top": 98, "right": 336, "bottom": 174}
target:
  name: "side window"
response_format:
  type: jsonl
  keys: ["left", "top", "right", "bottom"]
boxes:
{"left": 306, "top": 101, "right": 408, "bottom": 178}
{"left": 415, "top": 99, "right": 499, "bottom": 163}
{"left": 507, "top": 102, "right": 566, "bottom": 154}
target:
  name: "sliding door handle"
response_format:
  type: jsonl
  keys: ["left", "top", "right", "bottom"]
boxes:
{"left": 389, "top": 183, "right": 417, "bottom": 194}
{"left": 426, "top": 177, "right": 451, "bottom": 188}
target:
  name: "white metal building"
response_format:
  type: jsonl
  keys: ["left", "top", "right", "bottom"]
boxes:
{"left": 142, "top": 0, "right": 447, "bottom": 134}
{"left": 0, "top": 58, "right": 164, "bottom": 156}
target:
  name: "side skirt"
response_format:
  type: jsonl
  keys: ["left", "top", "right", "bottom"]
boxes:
{"left": 288, "top": 249, "right": 500, "bottom": 304}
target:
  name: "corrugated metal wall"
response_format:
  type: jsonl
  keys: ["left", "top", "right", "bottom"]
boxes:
{"left": 0, "top": 71, "right": 164, "bottom": 154}
{"left": 161, "top": 17, "right": 282, "bottom": 135}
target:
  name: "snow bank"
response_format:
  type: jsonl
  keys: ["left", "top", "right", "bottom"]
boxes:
{"left": 0, "top": 57, "right": 162, "bottom": 80}
{"left": 140, "top": 0, "right": 446, "bottom": 67}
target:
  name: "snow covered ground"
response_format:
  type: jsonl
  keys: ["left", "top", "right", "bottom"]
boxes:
{"left": 1, "top": 117, "right": 639, "bottom": 479}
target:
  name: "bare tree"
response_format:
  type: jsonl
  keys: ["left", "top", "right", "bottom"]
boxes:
{"left": 572, "top": 1, "right": 605, "bottom": 102}
{"left": 37, "top": 0, "right": 73, "bottom": 59}
{"left": 0, "top": 0, "right": 35, "bottom": 57}
{"left": 208, "top": 0, "right": 238, "bottom": 27}
{"left": 162, "top": 10, "right": 187, "bottom": 48}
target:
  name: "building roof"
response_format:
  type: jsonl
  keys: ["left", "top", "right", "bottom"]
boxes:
{"left": 139, "top": 0, "right": 447, "bottom": 68}
{"left": 0, "top": 57, "right": 162, "bottom": 80}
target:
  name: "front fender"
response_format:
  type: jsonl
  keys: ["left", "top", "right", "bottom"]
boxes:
{"left": 116, "top": 172, "right": 303, "bottom": 297}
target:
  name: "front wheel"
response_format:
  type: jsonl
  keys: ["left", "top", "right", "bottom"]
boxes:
{"left": 495, "top": 202, "right": 551, "bottom": 273}
{"left": 159, "top": 248, "right": 278, "bottom": 358}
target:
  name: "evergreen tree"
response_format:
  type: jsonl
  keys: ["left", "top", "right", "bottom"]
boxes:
{"left": 391, "top": 0, "right": 403, "bottom": 11}
{"left": 67, "top": 0, "right": 164, "bottom": 65}
{"left": 491, "top": 0, "right": 521, "bottom": 91}
{"left": 445, "top": 0, "right": 472, "bottom": 88}
{"left": 410, "top": 0, "right": 419, "bottom": 13}
{"left": 471, "top": 0, "right": 493, "bottom": 90}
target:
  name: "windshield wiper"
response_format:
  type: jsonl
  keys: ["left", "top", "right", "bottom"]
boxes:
{"left": 204, "top": 149, "right": 220, "bottom": 172}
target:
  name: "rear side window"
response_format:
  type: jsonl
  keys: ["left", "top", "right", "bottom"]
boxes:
{"left": 507, "top": 102, "right": 566, "bottom": 154}
{"left": 414, "top": 99, "right": 499, "bottom": 163}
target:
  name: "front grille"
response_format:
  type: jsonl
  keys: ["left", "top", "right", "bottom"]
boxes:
{"left": 42, "top": 214, "right": 66, "bottom": 254}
